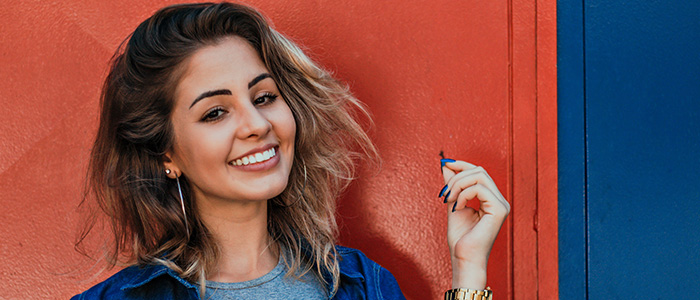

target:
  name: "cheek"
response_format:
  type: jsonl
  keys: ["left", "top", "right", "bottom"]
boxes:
{"left": 172, "top": 124, "right": 229, "bottom": 170}
{"left": 285, "top": 110, "right": 297, "bottom": 142}
{"left": 271, "top": 103, "right": 297, "bottom": 143}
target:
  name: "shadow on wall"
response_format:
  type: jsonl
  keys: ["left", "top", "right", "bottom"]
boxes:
{"left": 337, "top": 184, "right": 434, "bottom": 300}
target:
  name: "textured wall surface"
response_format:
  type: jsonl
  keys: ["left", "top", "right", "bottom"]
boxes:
{"left": 0, "top": 0, "right": 556, "bottom": 299}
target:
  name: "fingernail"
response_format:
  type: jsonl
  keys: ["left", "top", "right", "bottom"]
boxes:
{"left": 438, "top": 185, "right": 448, "bottom": 197}
{"left": 440, "top": 158, "right": 456, "bottom": 167}
{"left": 452, "top": 201, "right": 458, "bottom": 212}
{"left": 443, "top": 191, "right": 451, "bottom": 203}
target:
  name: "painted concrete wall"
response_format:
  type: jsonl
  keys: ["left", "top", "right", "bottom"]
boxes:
{"left": 0, "top": 0, "right": 557, "bottom": 298}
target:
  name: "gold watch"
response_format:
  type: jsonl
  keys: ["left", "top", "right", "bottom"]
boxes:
{"left": 444, "top": 287, "right": 492, "bottom": 300}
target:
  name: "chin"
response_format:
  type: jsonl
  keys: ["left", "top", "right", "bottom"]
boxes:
{"left": 247, "top": 177, "right": 289, "bottom": 201}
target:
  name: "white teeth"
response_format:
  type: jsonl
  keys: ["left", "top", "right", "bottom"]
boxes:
{"left": 231, "top": 148, "right": 277, "bottom": 166}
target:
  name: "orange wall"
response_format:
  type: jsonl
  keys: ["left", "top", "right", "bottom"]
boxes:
{"left": 0, "top": 0, "right": 556, "bottom": 299}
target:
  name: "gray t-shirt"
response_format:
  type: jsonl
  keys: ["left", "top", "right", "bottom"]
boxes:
{"left": 201, "top": 254, "right": 326, "bottom": 300}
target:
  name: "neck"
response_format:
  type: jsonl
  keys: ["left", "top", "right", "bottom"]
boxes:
{"left": 196, "top": 197, "right": 279, "bottom": 283}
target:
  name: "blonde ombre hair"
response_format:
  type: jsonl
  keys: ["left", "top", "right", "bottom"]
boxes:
{"left": 77, "top": 2, "right": 377, "bottom": 296}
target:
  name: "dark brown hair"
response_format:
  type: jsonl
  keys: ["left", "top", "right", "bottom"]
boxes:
{"left": 77, "top": 2, "right": 377, "bottom": 296}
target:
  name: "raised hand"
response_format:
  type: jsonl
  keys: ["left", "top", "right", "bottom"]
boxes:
{"left": 439, "top": 159, "right": 510, "bottom": 289}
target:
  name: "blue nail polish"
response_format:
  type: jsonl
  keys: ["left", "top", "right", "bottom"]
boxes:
{"left": 452, "top": 201, "right": 458, "bottom": 212}
{"left": 443, "top": 191, "right": 451, "bottom": 203}
{"left": 440, "top": 158, "right": 456, "bottom": 167}
{"left": 438, "top": 185, "right": 448, "bottom": 197}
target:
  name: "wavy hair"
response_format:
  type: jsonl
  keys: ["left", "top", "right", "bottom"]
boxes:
{"left": 76, "top": 2, "right": 377, "bottom": 296}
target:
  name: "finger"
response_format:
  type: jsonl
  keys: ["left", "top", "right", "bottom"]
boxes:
{"left": 451, "top": 183, "right": 509, "bottom": 217}
{"left": 443, "top": 160, "right": 478, "bottom": 173}
{"left": 445, "top": 166, "right": 486, "bottom": 197}
{"left": 443, "top": 172, "right": 479, "bottom": 204}
{"left": 440, "top": 159, "right": 476, "bottom": 195}
{"left": 444, "top": 172, "right": 504, "bottom": 209}
{"left": 440, "top": 160, "right": 509, "bottom": 213}
{"left": 449, "top": 183, "right": 484, "bottom": 213}
{"left": 443, "top": 167, "right": 507, "bottom": 204}
{"left": 441, "top": 162, "right": 457, "bottom": 184}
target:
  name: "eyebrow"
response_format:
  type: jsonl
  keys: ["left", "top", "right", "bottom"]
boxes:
{"left": 189, "top": 89, "right": 231, "bottom": 109}
{"left": 248, "top": 73, "right": 272, "bottom": 89}
{"left": 189, "top": 73, "right": 273, "bottom": 109}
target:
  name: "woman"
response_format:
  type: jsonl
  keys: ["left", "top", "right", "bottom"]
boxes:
{"left": 73, "top": 2, "right": 509, "bottom": 299}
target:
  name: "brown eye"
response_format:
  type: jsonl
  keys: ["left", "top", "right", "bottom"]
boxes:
{"left": 201, "top": 107, "right": 226, "bottom": 122}
{"left": 253, "top": 93, "right": 278, "bottom": 106}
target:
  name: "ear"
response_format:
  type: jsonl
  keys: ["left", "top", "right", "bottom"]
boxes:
{"left": 162, "top": 152, "right": 181, "bottom": 179}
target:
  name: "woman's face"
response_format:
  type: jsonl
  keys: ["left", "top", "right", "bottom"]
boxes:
{"left": 165, "top": 36, "right": 296, "bottom": 204}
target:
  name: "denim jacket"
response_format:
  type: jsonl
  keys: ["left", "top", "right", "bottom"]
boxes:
{"left": 72, "top": 246, "right": 406, "bottom": 300}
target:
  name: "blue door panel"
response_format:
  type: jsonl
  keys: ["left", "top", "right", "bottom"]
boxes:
{"left": 560, "top": 0, "right": 700, "bottom": 298}
{"left": 557, "top": 0, "right": 587, "bottom": 298}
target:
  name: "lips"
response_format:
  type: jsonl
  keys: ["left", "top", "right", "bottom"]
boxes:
{"left": 229, "top": 144, "right": 278, "bottom": 166}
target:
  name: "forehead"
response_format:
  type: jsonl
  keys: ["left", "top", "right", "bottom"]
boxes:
{"left": 174, "top": 36, "right": 269, "bottom": 100}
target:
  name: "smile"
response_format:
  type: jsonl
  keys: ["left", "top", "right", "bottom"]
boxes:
{"left": 229, "top": 147, "right": 277, "bottom": 166}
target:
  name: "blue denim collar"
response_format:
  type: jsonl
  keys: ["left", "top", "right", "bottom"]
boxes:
{"left": 120, "top": 264, "right": 198, "bottom": 291}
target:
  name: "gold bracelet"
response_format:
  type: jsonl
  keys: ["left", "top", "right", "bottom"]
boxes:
{"left": 444, "top": 287, "right": 492, "bottom": 300}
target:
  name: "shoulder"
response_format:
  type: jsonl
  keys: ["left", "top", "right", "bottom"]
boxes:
{"left": 335, "top": 245, "right": 373, "bottom": 265}
{"left": 71, "top": 265, "right": 147, "bottom": 300}
{"left": 71, "top": 264, "right": 197, "bottom": 300}
{"left": 334, "top": 245, "right": 385, "bottom": 276}
{"left": 334, "top": 245, "right": 405, "bottom": 300}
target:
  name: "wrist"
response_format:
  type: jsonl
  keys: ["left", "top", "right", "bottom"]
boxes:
{"left": 451, "top": 260, "right": 487, "bottom": 289}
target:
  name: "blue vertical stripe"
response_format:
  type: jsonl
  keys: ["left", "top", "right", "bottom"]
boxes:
{"left": 557, "top": 0, "right": 587, "bottom": 299}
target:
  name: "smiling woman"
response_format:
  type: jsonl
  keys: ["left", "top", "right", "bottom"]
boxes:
{"left": 166, "top": 37, "right": 297, "bottom": 206}
{"left": 72, "top": 2, "right": 509, "bottom": 300}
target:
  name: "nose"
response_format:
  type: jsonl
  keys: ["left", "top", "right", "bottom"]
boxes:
{"left": 236, "top": 104, "right": 272, "bottom": 140}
